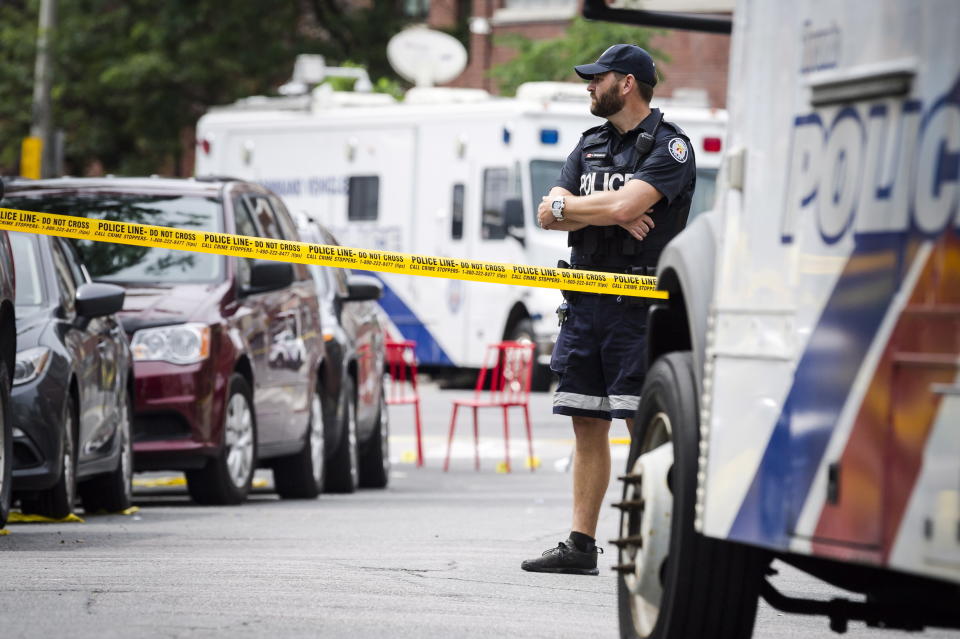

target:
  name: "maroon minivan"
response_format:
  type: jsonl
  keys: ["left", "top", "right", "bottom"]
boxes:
{"left": 5, "top": 177, "right": 327, "bottom": 505}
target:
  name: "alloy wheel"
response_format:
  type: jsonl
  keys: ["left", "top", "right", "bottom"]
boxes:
{"left": 309, "top": 392, "right": 324, "bottom": 484}
{"left": 63, "top": 409, "right": 76, "bottom": 509}
{"left": 119, "top": 396, "right": 133, "bottom": 502}
{"left": 224, "top": 392, "right": 254, "bottom": 488}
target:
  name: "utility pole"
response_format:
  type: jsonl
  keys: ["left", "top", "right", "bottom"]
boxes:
{"left": 28, "top": 0, "right": 56, "bottom": 178}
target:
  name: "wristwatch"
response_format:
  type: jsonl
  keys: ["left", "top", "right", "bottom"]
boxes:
{"left": 551, "top": 196, "right": 565, "bottom": 221}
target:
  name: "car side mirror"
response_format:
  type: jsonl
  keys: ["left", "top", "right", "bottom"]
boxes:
{"left": 75, "top": 282, "right": 125, "bottom": 318}
{"left": 343, "top": 273, "right": 382, "bottom": 302}
{"left": 244, "top": 261, "right": 294, "bottom": 295}
{"left": 504, "top": 198, "right": 525, "bottom": 246}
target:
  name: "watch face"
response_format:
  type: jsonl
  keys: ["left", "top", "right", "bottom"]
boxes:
{"left": 552, "top": 199, "right": 562, "bottom": 211}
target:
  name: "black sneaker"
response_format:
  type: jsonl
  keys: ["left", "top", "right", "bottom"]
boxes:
{"left": 521, "top": 539, "right": 603, "bottom": 575}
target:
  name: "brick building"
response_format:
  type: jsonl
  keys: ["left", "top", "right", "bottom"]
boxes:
{"left": 426, "top": 0, "right": 730, "bottom": 108}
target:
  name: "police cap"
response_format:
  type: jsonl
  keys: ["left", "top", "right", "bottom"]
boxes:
{"left": 574, "top": 44, "right": 657, "bottom": 87}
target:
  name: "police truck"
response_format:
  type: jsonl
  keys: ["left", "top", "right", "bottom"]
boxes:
{"left": 587, "top": 0, "right": 960, "bottom": 637}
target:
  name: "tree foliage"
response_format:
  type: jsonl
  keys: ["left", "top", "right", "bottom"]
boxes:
{"left": 489, "top": 17, "right": 667, "bottom": 96}
{"left": 0, "top": 0, "right": 416, "bottom": 177}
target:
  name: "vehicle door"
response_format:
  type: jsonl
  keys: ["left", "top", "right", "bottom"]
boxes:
{"left": 238, "top": 193, "right": 308, "bottom": 445}
{"left": 268, "top": 195, "right": 321, "bottom": 442}
{"left": 47, "top": 238, "right": 103, "bottom": 464}
{"left": 323, "top": 230, "right": 380, "bottom": 431}
{"left": 60, "top": 238, "right": 127, "bottom": 450}
{"left": 231, "top": 193, "right": 286, "bottom": 446}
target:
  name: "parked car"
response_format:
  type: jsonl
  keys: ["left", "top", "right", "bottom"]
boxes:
{"left": 294, "top": 213, "right": 389, "bottom": 491}
{"left": 8, "top": 231, "right": 133, "bottom": 517}
{"left": 0, "top": 180, "right": 16, "bottom": 527}
{"left": 4, "top": 177, "right": 326, "bottom": 505}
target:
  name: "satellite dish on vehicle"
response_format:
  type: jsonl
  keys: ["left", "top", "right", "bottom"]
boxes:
{"left": 387, "top": 27, "right": 468, "bottom": 87}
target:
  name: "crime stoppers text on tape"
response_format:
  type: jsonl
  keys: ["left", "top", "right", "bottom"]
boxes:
{"left": 0, "top": 207, "right": 667, "bottom": 299}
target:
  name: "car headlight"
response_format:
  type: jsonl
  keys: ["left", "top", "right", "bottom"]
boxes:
{"left": 131, "top": 323, "right": 211, "bottom": 365}
{"left": 13, "top": 346, "right": 51, "bottom": 386}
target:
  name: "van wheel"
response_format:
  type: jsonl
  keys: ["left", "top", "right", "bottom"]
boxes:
{"left": 0, "top": 365, "right": 12, "bottom": 528}
{"left": 22, "top": 395, "right": 78, "bottom": 518}
{"left": 187, "top": 374, "right": 256, "bottom": 505}
{"left": 325, "top": 376, "right": 358, "bottom": 493}
{"left": 79, "top": 390, "right": 134, "bottom": 513}
{"left": 508, "top": 318, "right": 552, "bottom": 392}
{"left": 274, "top": 387, "right": 325, "bottom": 499}
{"left": 358, "top": 389, "right": 389, "bottom": 489}
{"left": 616, "top": 352, "right": 766, "bottom": 639}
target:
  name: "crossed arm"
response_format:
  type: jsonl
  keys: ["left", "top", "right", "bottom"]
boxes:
{"left": 536, "top": 178, "right": 664, "bottom": 241}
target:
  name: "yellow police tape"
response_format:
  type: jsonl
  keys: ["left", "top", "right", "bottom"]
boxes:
{"left": 0, "top": 207, "right": 667, "bottom": 299}
{"left": 8, "top": 512, "right": 85, "bottom": 524}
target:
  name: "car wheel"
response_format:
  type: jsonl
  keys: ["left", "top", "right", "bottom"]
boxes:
{"left": 358, "top": 388, "right": 390, "bottom": 489}
{"left": 325, "top": 376, "right": 358, "bottom": 494}
{"left": 79, "top": 389, "right": 134, "bottom": 514}
{"left": 0, "top": 365, "right": 12, "bottom": 528}
{"left": 616, "top": 352, "right": 767, "bottom": 639}
{"left": 22, "top": 395, "right": 78, "bottom": 518}
{"left": 509, "top": 318, "right": 552, "bottom": 392}
{"left": 274, "top": 386, "right": 325, "bottom": 499}
{"left": 186, "top": 374, "right": 257, "bottom": 505}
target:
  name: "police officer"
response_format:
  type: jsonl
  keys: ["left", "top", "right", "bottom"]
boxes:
{"left": 522, "top": 44, "right": 696, "bottom": 575}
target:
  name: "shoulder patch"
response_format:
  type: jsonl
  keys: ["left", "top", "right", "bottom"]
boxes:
{"left": 667, "top": 137, "right": 689, "bottom": 163}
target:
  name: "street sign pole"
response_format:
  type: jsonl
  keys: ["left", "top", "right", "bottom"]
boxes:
{"left": 29, "top": 0, "right": 56, "bottom": 178}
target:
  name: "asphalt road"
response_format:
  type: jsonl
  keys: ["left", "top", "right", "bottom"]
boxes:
{"left": 0, "top": 383, "right": 954, "bottom": 638}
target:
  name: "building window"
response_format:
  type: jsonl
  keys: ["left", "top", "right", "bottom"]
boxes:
{"left": 451, "top": 183, "right": 465, "bottom": 240}
{"left": 348, "top": 176, "right": 380, "bottom": 221}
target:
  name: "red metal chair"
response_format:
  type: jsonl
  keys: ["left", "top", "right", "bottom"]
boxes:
{"left": 384, "top": 337, "right": 424, "bottom": 467}
{"left": 443, "top": 341, "right": 536, "bottom": 472}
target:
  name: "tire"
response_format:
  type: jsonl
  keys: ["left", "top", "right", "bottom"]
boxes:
{"left": 186, "top": 374, "right": 257, "bottom": 505}
{"left": 274, "top": 386, "right": 325, "bottom": 499}
{"left": 0, "top": 365, "right": 12, "bottom": 528}
{"left": 79, "top": 389, "right": 134, "bottom": 513}
{"left": 616, "top": 352, "right": 766, "bottom": 639}
{"left": 358, "top": 389, "right": 389, "bottom": 489}
{"left": 22, "top": 395, "right": 78, "bottom": 518}
{"left": 325, "top": 376, "right": 358, "bottom": 494}
{"left": 508, "top": 318, "right": 552, "bottom": 392}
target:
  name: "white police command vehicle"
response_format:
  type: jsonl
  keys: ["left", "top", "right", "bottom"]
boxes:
{"left": 194, "top": 81, "right": 725, "bottom": 387}
{"left": 580, "top": 0, "right": 960, "bottom": 637}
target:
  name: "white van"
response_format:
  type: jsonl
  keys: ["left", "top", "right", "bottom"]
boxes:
{"left": 195, "top": 82, "right": 726, "bottom": 386}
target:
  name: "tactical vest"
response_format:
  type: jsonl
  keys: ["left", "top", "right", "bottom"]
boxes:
{"left": 568, "top": 114, "right": 691, "bottom": 269}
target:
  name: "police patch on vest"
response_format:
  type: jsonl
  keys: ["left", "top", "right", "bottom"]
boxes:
{"left": 668, "top": 138, "right": 688, "bottom": 163}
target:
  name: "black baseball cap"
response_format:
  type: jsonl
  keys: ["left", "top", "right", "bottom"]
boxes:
{"left": 574, "top": 44, "right": 657, "bottom": 87}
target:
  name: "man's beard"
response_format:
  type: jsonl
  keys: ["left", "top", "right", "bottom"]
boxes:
{"left": 590, "top": 84, "right": 625, "bottom": 118}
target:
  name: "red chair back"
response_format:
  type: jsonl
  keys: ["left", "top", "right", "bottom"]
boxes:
{"left": 473, "top": 341, "right": 535, "bottom": 406}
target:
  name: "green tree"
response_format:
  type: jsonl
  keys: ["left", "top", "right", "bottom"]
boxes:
{"left": 489, "top": 17, "right": 667, "bottom": 96}
{"left": 0, "top": 0, "right": 414, "bottom": 177}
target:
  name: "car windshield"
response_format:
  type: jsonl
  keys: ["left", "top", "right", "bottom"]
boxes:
{"left": 9, "top": 232, "right": 45, "bottom": 306}
{"left": 4, "top": 193, "right": 225, "bottom": 284}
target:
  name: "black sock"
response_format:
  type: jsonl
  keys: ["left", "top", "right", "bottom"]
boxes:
{"left": 569, "top": 531, "right": 595, "bottom": 552}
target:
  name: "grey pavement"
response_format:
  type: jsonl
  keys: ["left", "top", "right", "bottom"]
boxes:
{"left": 0, "top": 383, "right": 953, "bottom": 638}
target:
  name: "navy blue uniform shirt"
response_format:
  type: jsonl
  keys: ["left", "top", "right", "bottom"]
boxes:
{"left": 556, "top": 109, "right": 696, "bottom": 220}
